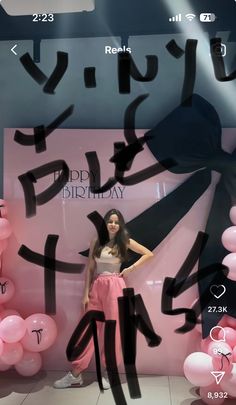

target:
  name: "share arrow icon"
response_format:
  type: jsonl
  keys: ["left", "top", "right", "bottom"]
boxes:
{"left": 211, "top": 371, "right": 225, "bottom": 385}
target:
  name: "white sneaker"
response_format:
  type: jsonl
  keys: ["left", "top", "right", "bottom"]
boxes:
{"left": 102, "top": 376, "right": 110, "bottom": 390}
{"left": 53, "top": 371, "right": 83, "bottom": 388}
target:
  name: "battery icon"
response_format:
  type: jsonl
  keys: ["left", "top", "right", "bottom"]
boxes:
{"left": 200, "top": 13, "right": 216, "bottom": 22}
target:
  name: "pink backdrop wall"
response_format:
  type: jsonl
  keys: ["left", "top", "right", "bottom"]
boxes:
{"left": 3, "top": 128, "right": 236, "bottom": 374}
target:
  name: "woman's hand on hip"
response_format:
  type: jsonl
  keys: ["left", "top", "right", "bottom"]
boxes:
{"left": 119, "top": 267, "right": 133, "bottom": 278}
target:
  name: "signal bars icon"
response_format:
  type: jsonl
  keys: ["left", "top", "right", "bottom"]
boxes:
{"left": 169, "top": 13, "right": 182, "bottom": 22}
{"left": 169, "top": 13, "right": 197, "bottom": 22}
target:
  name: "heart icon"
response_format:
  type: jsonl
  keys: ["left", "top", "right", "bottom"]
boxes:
{"left": 210, "top": 285, "right": 226, "bottom": 299}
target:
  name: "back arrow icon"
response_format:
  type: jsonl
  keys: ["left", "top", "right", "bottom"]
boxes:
{"left": 11, "top": 44, "right": 17, "bottom": 55}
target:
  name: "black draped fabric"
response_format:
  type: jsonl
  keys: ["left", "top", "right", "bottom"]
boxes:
{"left": 80, "top": 94, "right": 236, "bottom": 337}
{"left": 145, "top": 94, "right": 222, "bottom": 174}
{"left": 145, "top": 94, "right": 236, "bottom": 337}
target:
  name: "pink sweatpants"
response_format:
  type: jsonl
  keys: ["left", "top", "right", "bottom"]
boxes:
{"left": 72, "top": 273, "right": 126, "bottom": 373}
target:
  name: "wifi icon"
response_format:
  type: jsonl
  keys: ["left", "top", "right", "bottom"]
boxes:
{"left": 185, "top": 13, "right": 196, "bottom": 21}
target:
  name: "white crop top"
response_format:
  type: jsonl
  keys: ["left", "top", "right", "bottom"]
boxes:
{"left": 94, "top": 246, "right": 121, "bottom": 274}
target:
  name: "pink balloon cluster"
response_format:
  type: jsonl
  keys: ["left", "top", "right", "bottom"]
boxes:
{"left": 0, "top": 200, "right": 58, "bottom": 376}
{"left": 0, "top": 288, "right": 57, "bottom": 375}
{"left": 184, "top": 317, "right": 236, "bottom": 404}
{"left": 221, "top": 206, "right": 236, "bottom": 280}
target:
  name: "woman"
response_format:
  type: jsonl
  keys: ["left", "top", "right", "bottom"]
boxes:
{"left": 54, "top": 208, "right": 154, "bottom": 389}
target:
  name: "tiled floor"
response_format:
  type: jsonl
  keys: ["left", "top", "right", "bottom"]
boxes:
{"left": 0, "top": 371, "right": 235, "bottom": 405}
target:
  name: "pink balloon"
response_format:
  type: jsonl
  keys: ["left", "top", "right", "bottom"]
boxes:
{"left": 15, "top": 350, "right": 42, "bottom": 376}
{"left": 221, "top": 363, "right": 236, "bottom": 397}
{"left": 183, "top": 352, "right": 215, "bottom": 387}
{"left": 218, "top": 327, "right": 236, "bottom": 348}
{"left": 220, "top": 316, "right": 229, "bottom": 328}
{"left": 0, "top": 338, "right": 4, "bottom": 356}
{"left": 229, "top": 206, "right": 236, "bottom": 225}
{"left": 1, "top": 342, "right": 23, "bottom": 365}
{"left": 0, "top": 200, "right": 8, "bottom": 219}
{"left": 0, "top": 218, "right": 12, "bottom": 240}
{"left": 0, "top": 239, "right": 8, "bottom": 255}
{"left": 222, "top": 253, "right": 236, "bottom": 281}
{"left": 21, "top": 313, "right": 57, "bottom": 352}
{"left": 207, "top": 341, "right": 232, "bottom": 358}
{"left": 225, "top": 315, "right": 236, "bottom": 329}
{"left": 222, "top": 226, "right": 236, "bottom": 252}
{"left": 0, "top": 306, "right": 4, "bottom": 322}
{"left": 200, "top": 382, "right": 225, "bottom": 405}
{"left": 201, "top": 337, "right": 212, "bottom": 353}
{"left": 0, "top": 309, "right": 20, "bottom": 319}
{"left": 0, "top": 315, "right": 26, "bottom": 343}
{"left": 0, "top": 277, "right": 15, "bottom": 304}
{"left": 212, "top": 356, "right": 233, "bottom": 375}
{"left": 233, "top": 346, "right": 236, "bottom": 362}
{"left": 0, "top": 357, "right": 11, "bottom": 371}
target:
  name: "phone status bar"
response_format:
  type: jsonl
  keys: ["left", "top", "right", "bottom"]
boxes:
{"left": 168, "top": 13, "right": 216, "bottom": 23}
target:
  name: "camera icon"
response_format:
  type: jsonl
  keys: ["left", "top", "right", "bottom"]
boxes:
{"left": 211, "top": 43, "right": 227, "bottom": 57}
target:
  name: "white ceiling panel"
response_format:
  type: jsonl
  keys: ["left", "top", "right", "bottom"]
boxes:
{"left": 0, "top": 0, "right": 95, "bottom": 15}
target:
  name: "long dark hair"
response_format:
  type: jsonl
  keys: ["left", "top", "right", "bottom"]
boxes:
{"left": 93, "top": 209, "right": 130, "bottom": 261}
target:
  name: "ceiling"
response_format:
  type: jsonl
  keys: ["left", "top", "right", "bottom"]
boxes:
{"left": 0, "top": 0, "right": 95, "bottom": 15}
{"left": 0, "top": 0, "right": 235, "bottom": 41}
